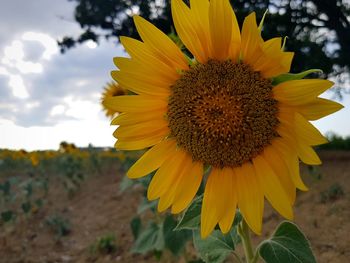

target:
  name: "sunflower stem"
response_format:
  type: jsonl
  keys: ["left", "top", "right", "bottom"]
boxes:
{"left": 238, "top": 219, "right": 256, "bottom": 263}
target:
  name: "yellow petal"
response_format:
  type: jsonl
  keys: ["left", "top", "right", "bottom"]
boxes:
{"left": 111, "top": 58, "right": 172, "bottom": 89}
{"left": 294, "top": 113, "right": 328, "bottom": 146}
{"left": 297, "top": 98, "right": 344, "bottom": 120}
{"left": 240, "top": 13, "right": 293, "bottom": 77}
{"left": 112, "top": 70, "right": 170, "bottom": 96}
{"left": 127, "top": 139, "right": 177, "bottom": 178}
{"left": 241, "top": 12, "right": 263, "bottom": 66}
{"left": 273, "top": 79, "right": 334, "bottom": 105}
{"left": 297, "top": 143, "right": 321, "bottom": 165}
{"left": 190, "top": 0, "right": 211, "bottom": 59}
{"left": 103, "top": 95, "right": 167, "bottom": 113}
{"left": 113, "top": 120, "right": 169, "bottom": 140}
{"left": 209, "top": 0, "right": 240, "bottom": 60}
{"left": 171, "top": 0, "right": 206, "bottom": 63}
{"left": 253, "top": 37, "right": 294, "bottom": 78}
{"left": 253, "top": 155, "right": 294, "bottom": 220}
{"left": 218, "top": 167, "right": 237, "bottom": 234}
{"left": 228, "top": 5, "right": 241, "bottom": 61}
{"left": 111, "top": 111, "right": 165, "bottom": 126}
{"left": 171, "top": 162, "right": 203, "bottom": 214}
{"left": 263, "top": 146, "right": 296, "bottom": 205}
{"left": 277, "top": 104, "right": 295, "bottom": 127}
{"left": 133, "top": 16, "right": 188, "bottom": 70}
{"left": 119, "top": 37, "right": 178, "bottom": 80}
{"left": 147, "top": 149, "right": 187, "bottom": 200}
{"left": 158, "top": 155, "right": 193, "bottom": 212}
{"left": 115, "top": 130, "right": 167, "bottom": 150}
{"left": 235, "top": 162, "right": 263, "bottom": 234}
{"left": 272, "top": 138, "right": 308, "bottom": 191}
{"left": 113, "top": 56, "right": 178, "bottom": 83}
{"left": 201, "top": 168, "right": 220, "bottom": 238}
{"left": 276, "top": 122, "right": 297, "bottom": 146}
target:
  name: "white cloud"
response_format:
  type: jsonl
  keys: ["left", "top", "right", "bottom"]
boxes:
{"left": 8, "top": 74, "right": 29, "bottom": 99}
{"left": 22, "top": 32, "right": 58, "bottom": 60}
{"left": 25, "top": 101, "right": 40, "bottom": 109}
{"left": 50, "top": 104, "right": 65, "bottom": 116}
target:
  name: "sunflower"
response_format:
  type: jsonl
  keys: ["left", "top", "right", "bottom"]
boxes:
{"left": 104, "top": 0, "right": 343, "bottom": 238}
{"left": 101, "top": 81, "right": 127, "bottom": 117}
{"left": 29, "top": 152, "right": 39, "bottom": 167}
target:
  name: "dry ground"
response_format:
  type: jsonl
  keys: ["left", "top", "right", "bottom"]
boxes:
{"left": 0, "top": 150, "right": 349, "bottom": 263}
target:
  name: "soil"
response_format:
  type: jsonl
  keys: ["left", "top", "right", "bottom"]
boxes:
{"left": 0, "top": 150, "right": 349, "bottom": 263}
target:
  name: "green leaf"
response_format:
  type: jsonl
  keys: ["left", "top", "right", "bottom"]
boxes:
{"left": 0, "top": 180, "right": 11, "bottom": 195}
{"left": 24, "top": 182, "right": 33, "bottom": 197}
{"left": 137, "top": 198, "right": 157, "bottom": 214}
{"left": 272, "top": 69, "right": 323, "bottom": 85}
{"left": 193, "top": 228, "right": 237, "bottom": 263}
{"left": 130, "top": 216, "right": 142, "bottom": 240}
{"left": 163, "top": 214, "right": 192, "bottom": 256}
{"left": 132, "top": 222, "right": 164, "bottom": 254}
{"left": 1, "top": 210, "right": 14, "bottom": 222}
{"left": 21, "top": 201, "right": 32, "bottom": 214}
{"left": 35, "top": 198, "right": 44, "bottom": 208}
{"left": 258, "top": 221, "right": 317, "bottom": 263}
{"left": 175, "top": 195, "right": 202, "bottom": 230}
{"left": 119, "top": 176, "right": 134, "bottom": 192}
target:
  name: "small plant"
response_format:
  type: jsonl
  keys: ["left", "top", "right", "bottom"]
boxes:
{"left": 307, "top": 165, "right": 323, "bottom": 180}
{"left": 320, "top": 183, "right": 345, "bottom": 203}
{"left": 46, "top": 215, "right": 71, "bottom": 239}
{"left": 90, "top": 233, "right": 117, "bottom": 254}
{"left": 59, "top": 154, "right": 84, "bottom": 197}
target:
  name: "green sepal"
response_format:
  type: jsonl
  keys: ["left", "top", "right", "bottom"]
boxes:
{"left": 272, "top": 69, "right": 323, "bottom": 85}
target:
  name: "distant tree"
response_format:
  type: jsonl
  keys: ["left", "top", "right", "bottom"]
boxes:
{"left": 59, "top": 0, "right": 350, "bottom": 93}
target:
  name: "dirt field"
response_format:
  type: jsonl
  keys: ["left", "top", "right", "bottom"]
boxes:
{"left": 0, "top": 150, "right": 349, "bottom": 263}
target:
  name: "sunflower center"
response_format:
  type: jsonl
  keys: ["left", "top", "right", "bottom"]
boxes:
{"left": 167, "top": 60, "right": 279, "bottom": 168}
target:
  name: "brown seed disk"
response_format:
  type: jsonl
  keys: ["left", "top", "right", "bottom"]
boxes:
{"left": 167, "top": 59, "right": 279, "bottom": 168}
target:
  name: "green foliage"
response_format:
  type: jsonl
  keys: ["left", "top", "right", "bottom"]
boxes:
{"left": 188, "top": 204, "right": 242, "bottom": 263}
{"left": 193, "top": 229, "right": 238, "bottom": 263}
{"left": 1, "top": 210, "right": 15, "bottom": 222}
{"left": 46, "top": 215, "right": 71, "bottom": 239}
{"left": 307, "top": 165, "right": 323, "bottom": 180}
{"left": 0, "top": 175, "right": 48, "bottom": 224}
{"left": 130, "top": 216, "right": 142, "bottom": 240}
{"left": 258, "top": 221, "right": 316, "bottom": 263}
{"left": 132, "top": 221, "right": 164, "bottom": 254}
{"left": 119, "top": 176, "right": 134, "bottom": 192}
{"left": 131, "top": 214, "right": 191, "bottom": 257}
{"left": 319, "top": 133, "right": 350, "bottom": 150}
{"left": 320, "top": 183, "right": 345, "bottom": 203}
{"left": 58, "top": 154, "right": 85, "bottom": 197}
{"left": 88, "top": 144, "right": 102, "bottom": 175}
{"left": 175, "top": 194, "right": 202, "bottom": 231}
{"left": 90, "top": 233, "right": 117, "bottom": 254}
{"left": 21, "top": 201, "right": 32, "bottom": 214}
{"left": 163, "top": 215, "right": 192, "bottom": 256}
{"left": 0, "top": 181, "right": 11, "bottom": 196}
{"left": 137, "top": 198, "right": 157, "bottom": 214}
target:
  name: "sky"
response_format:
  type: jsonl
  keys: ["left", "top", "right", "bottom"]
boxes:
{"left": 0, "top": 0, "right": 349, "bottom": 151}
